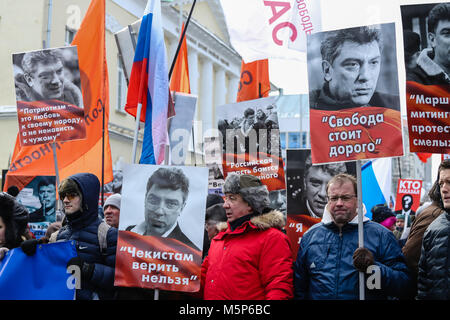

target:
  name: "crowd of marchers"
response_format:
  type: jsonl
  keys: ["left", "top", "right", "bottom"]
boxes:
{"left": 1, "top": 159, "right": 450, "bottom": 300}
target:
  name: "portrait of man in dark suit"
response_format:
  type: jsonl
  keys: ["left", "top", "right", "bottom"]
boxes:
{"left": 308, "top": 25, "right": 400, "bottom": 111}
{"left": 126, "top": 167, "right": 200, "bottom": 251}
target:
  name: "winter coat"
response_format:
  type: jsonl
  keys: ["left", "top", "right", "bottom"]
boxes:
{"left": 417, "top": 211, "right": 450, "bottom": 300}
{"left": 55, "top": 173, "right": 118, "bottom": 300}
{"left": 402, "top": 202, "right": 443, "bottom": 298}
{"left": 201, "top": 210, "right": 293, "bottom": 300}
{"left": 294, "top": 207, "right": 410, "bottom": 300}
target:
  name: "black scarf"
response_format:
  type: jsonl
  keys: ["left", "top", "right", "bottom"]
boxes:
{"left": 229, "top": 212, "right": 257, "bottom": 231}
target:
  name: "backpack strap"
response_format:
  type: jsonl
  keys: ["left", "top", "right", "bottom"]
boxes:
{"left": 98, "top": 221, "right": 111, "bottom": 255}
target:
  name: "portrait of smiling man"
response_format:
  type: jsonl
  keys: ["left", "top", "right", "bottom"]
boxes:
{"left": 126, "top": 167, "right": 200, "bottom": 251}
{"left": 308, "top": 25, "right": 400, "bottom": 111}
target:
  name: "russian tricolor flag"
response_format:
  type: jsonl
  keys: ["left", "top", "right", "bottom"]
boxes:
{"left": 125, "top": 0, "right": 169, "bottom": 164}
{"left": 362, "top": 158, "right": 392, "bottom": 219}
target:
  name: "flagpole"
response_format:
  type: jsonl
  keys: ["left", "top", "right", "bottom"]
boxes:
{"left": 356, "top": 159, "right": 365, "bottom": 300}
{"left": 168, "top": 0, "right": 197, "bottom": 80}
{"left": 100, "top": 98, "right": 105, "bottom": 206}
{"left": 131, "top": 103, "right": 143, "bottom": 164}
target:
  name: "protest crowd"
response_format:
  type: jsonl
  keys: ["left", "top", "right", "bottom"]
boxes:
{"left": 1, "top": 0, "right": 450, "bottom": 303}
{"left": 1, "top": 160, "right": 449, "bottom": 300}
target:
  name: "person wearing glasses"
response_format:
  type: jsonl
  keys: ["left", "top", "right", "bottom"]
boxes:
{"left": 293, "top": 173, "right": 410, "bottom": 300}
{"left": 127, "top": 167, "right": 199, "bottom": 251}
{"left": 53, "top": 173, "right": 118, "bottom": 300}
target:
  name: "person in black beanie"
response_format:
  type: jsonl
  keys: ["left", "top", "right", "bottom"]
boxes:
{"left": 0, "top": 192, "right": 28, "bottom": 260}
{"left": 371, "top": 204, "right": 397, "bottom": 231}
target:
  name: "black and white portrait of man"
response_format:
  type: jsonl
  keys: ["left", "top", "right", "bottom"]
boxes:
{"left": 287, "top": 149, "right": 356, "bottom": 218}
{"left": 307, "top": 23, "right": 400, "bottom": 111}
{"left": 120, "top": 164, "right": 208, "bottom": 252}
{"left": 13, "top": 46, "right": 84, "bottom": 108}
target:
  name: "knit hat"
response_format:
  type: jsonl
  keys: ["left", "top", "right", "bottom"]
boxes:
{"left": 104, "top": 193, "right": 121, "bottom": 211}
{"left": 223, "top": 174, "right": 270, "bottom": 214}
{"left": 396, "top": 214, "right": 405, "bottom": 220}
{"left": 371, "top": 204, "right": 395, "bottom": 226}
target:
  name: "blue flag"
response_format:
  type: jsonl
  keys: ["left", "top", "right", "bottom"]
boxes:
{"left": 0, "top": 241, "right": 77, "bottom": 300}
{"left": 362, "top": 158, "right": 392, "bottom": 219}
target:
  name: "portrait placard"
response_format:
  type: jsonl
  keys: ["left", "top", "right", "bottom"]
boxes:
{"left": 215, "top": 96, "right": 286, "bottom": 188}
{"left": 401, "top": 3, "right": 450, "bottom": 153}
{"left": 13, "top": 46, "right": 86, "bottom": 146}
{"left": 8, "top": 175, "right": 58, "bottom": 239}
{"left": 307, "top": 23, "right": 403, "bottom": 164}
{"left": 114, "top": 164, "right": 208, "bottom": 292}
{"left": 286, "top": 149, "right": 356, "bottom": 259}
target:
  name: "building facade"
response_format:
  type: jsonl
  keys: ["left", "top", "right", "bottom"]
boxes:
{"left": 0, "top": 0, "right": 242, "bottom": 186}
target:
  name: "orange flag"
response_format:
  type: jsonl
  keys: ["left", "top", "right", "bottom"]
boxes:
{"left": 236, "top": 59, "right": 270, "bottom": 102}
{"left": 4, "top": 0, "right": 113, "bottom": 190}
{"left": 170, "top": 23, "right": 190, "bottom": 94}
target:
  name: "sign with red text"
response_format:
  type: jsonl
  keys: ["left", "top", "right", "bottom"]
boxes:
{"left": 394, "top": 179, "right": 422, "bottom": 214}
{"left": 401, "top": 3, "right": 450, "bottom": 153}
{"left": 215, "top": 97, "right": 286, "bottom": 214}
{"left": 307, "top": 23, "right": 403, "bottom": 164}
{"left": 13, "top": 47, "right": 86, "bottom": 146}
{"left": 219, "top": 0, "right": 321, "bottom": 62}
{"left": 115, "top": 164, "right": 208, "bottom": 292}
{"left": 405, "top": 82, "right": 450, "bottom": 152}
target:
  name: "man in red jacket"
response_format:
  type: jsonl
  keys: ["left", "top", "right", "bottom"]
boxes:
{"left": 201, "top": 174, "right": 293, "bottom": 300}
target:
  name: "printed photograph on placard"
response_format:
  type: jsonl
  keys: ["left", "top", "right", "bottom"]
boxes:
{"left": 115, "top": 164, "right": 208, "bottom": 292}
{"left": 285, "top": 149, "right": 356, "bottom": 259}
{"left": 8, "top": 175, "right": 59, "bottom": 239}
{"left": 216, "top": 96, "right": 286, "bottom": 193}
{"left": 12, "top": 46, "right": 86, "bottom": 146}
{"left": 307, "top": 23, "right": 403, "bottom": 164}
{"left": 401, "top": 2, "right": 450, "bottom": 153}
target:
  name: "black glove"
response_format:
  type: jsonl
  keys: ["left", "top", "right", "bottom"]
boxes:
{"left": 352, "top": 247, "right": 375, "bottom": 272}
{"left": 67, "top": 256, "right": 95, "bottom": 281}
{"left": 21, "top": 239, "right": 39, "bottom": 256}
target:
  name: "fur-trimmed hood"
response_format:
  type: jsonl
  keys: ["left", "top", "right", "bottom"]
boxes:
{"left": 216, "top": 209, "right": 285, "bottom": 233}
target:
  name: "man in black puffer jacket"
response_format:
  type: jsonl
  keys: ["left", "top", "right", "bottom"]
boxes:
{"left": 417, "top": 160, "right": 450, "bottom": 300}
{"left": 55, "top": 173, "right": 118, "bottom": 300}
